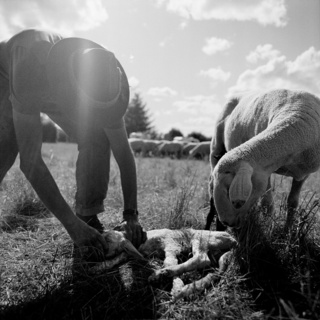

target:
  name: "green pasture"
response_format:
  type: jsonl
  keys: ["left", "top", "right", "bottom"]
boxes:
{"left": 0, "top": 143, "right": 320, "bottom": 319}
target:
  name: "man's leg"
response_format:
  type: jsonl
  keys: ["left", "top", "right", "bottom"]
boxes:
{"left": 0, "top": 85, "right": 18, "bottom": 184}
{"left": 75, "top": 129, "right": 111, "bottom": 233}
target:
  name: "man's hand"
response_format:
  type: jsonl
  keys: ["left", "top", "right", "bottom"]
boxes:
{"left": 114, "top": 210, "right": 147, "bottom": 248}
{"left": 70, "top": 219, "right": 110, "bottom": 261}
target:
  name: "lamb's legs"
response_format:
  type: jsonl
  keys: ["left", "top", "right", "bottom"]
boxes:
{"left": 148, "top": 247, "right": 183, "bottom": 287}
{"left": 163, "top": 250, "right": 179, "bottom": 267}
{"left": 149, "top": 252, "right": 211, "bottom": 282}
{"left": 150, "top": 239, "right": 211, "bottom": 281}
{"left": 171, "top": 251, "right": 233, "bottom": 300}
{"left": 172, "top": 271, "right": 220, "bottom": 300}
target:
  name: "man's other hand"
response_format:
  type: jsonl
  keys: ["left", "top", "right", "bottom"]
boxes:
{"left": 71, "top": 219, "right": 109, "bottom": 261}
{"left": 114, "top": 217, "right": 147, "bottom": 248}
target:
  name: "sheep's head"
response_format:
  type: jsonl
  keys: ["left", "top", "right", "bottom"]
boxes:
{"left": 212, "top": 159, "right": 269, "bottom": 228}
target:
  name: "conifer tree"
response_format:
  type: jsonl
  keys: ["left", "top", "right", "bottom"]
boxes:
{"left": 125, "top": 92, "right": 152, "bottom": 136}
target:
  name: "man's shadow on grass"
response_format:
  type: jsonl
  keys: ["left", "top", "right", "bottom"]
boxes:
{"left": 0, "top": 246, "right": 156, "bottom": 320}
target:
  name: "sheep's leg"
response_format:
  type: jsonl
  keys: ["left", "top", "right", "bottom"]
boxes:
{"left": 205, "top": 197, "right": 215, "bottom": 230}
{"left": 260, "top": 177, "right": 274, "bottom": 215}
{"left": 205, "top": 197, "right": 226, "bottom": 231}
{"left": 207, "top": 148, "right": 226, "bottom": 231}
{"left": 285, "top": 177, "right": 308, "bottom": 230}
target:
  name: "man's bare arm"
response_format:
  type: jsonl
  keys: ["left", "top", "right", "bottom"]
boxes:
{"left": 12, "top": 110, "right": 109, "bottom": 256}
{"left": 103, "top": 126, "right": 137, "bottom": 210}
{"left": 104, "top": 125, "right": 146, "bottom": 247}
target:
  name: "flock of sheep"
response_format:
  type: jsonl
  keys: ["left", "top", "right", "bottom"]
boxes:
{"left": 129, "top": 137, "right": 211, "bottom": 160}
{"left": 97, "top": 88, "right": 320, "bottom": 300}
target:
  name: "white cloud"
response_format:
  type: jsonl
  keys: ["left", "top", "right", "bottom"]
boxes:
{"left": 167, "top": 97, "right": 221, "bottom": 135}
{"left": 202, "top": 37, "right": 233, "bottom": 55}
{"left": 200, "top": 67, "right": 231, "bottom": 83}
{"left": 128, "top": 76, "right": 140, "bottom": 89}
{"left": 156, "top": 0, "right": 287, "bottom": 27}
{"left": 229, "top": 47, "right": 320, "bottom": 96}
{"left": 246, "top": 44, "right": 281, "bottom": 64}
{"left": 173, "top": 95, "right": 222, "bottom": 115}
{"left": 159, "top": 40, "right": 166, "bottom": 47}
{"left": 0, "top": 0, "right": 108, "bottom": 39}
{"left": 179, "top": 20, "right": 188, "bottom": 29}
{"left": 172, "top": 117, "right": 215, "bottom": 136}
{"left": 147, "top": 87, "right": 178, "bottom": 97}
{"left": 184, "top": 116, "right": 216, "bottom": 134}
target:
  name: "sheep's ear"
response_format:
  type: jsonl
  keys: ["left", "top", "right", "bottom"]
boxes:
{"left": 229, "top": 162, "right": 253, "bottom": 208}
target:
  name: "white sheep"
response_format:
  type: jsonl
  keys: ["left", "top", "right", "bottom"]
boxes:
{"left": 90, "top": 228, "right": 236, "bottom": 300}
{"left": 128, "top": 138, "right": 145, "bottom": 156}
{"left": 206, "top": 89, "right": 320, "bottom": 231}
{"left": 142, "top": 139, "right": 163, "bottom": 157}
{"left": 189, "top": 141, "right": 211, "bottom": 160}
{"left": 182, "top": 142, "right": 198, "bottom": 157}
{"left": 129, "top": 132, "right": 151, "bottom": 139}
{"left": 158, "top": 141, "right": 184, "bottom": 158}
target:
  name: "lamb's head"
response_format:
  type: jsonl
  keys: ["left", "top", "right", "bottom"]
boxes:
{"left": 212, "top": 158, "right": 269, "bottom": 228}
{"left": 102, "top": 230, "right": 144, "bottom": 260}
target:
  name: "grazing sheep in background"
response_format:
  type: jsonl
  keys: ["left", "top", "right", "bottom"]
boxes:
{"left": 90, "top": 228, "right": 236, "bottom": 300}
{"left": 129, "top": 132, "right": 151, "bottom": 139}
{"left": 189, "top": 141, "right": 211, "bottom": 160}
{"left": 182, "top": 142, "right": 198, "bottom": 157}
{"left": 129, "top": 138, "right": 145, "bottom": 156}
{"left": 142, "top": 139, "right": 163, "bottom": 157}
{"left": 158, "top": 141, "right": 184, "bottom": 158}
{"left": 206, "top": 89, "right": 320, "bottom": 231}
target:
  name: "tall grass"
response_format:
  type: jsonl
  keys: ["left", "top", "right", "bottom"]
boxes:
{"left": 1, "top": 143, "right": 320, "bottom": 319}
{"left": 231, "top": 195, "right": 320, "bottom": 319}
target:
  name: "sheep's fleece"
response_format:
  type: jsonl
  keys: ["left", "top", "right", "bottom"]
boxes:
{"left": 208, "top": 89, "right": 320, "bottom": 229}
{"left": 90, "top": 228, "right": 236, "bottom": 300}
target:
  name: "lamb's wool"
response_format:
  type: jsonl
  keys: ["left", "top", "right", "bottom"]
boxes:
{"left": 91, "top": 228, "right": 237, "bottom": 300}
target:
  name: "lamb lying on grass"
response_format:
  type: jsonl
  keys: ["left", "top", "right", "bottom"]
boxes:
{"left": 90, "top": 228, "right": 236, "bottom": 300}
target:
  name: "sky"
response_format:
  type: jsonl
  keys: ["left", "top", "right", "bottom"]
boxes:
{"left": 1, "top": 0, "right": 320, "bottom": 137}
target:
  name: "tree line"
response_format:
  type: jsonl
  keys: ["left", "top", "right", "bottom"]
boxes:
{"left": 124, "top": 92, "right": 211, "bottom": 142}
{"left": 41, "top": 92, "right": 211, "bottom": 143}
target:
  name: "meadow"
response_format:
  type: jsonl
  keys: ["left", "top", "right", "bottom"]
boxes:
{"left": 0, "top": 142, "right": 320, "bottom": 320}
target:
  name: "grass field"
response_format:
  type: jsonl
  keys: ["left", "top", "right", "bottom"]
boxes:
{"left": 0, "top": 142, "right": 320, "bottom": 320}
